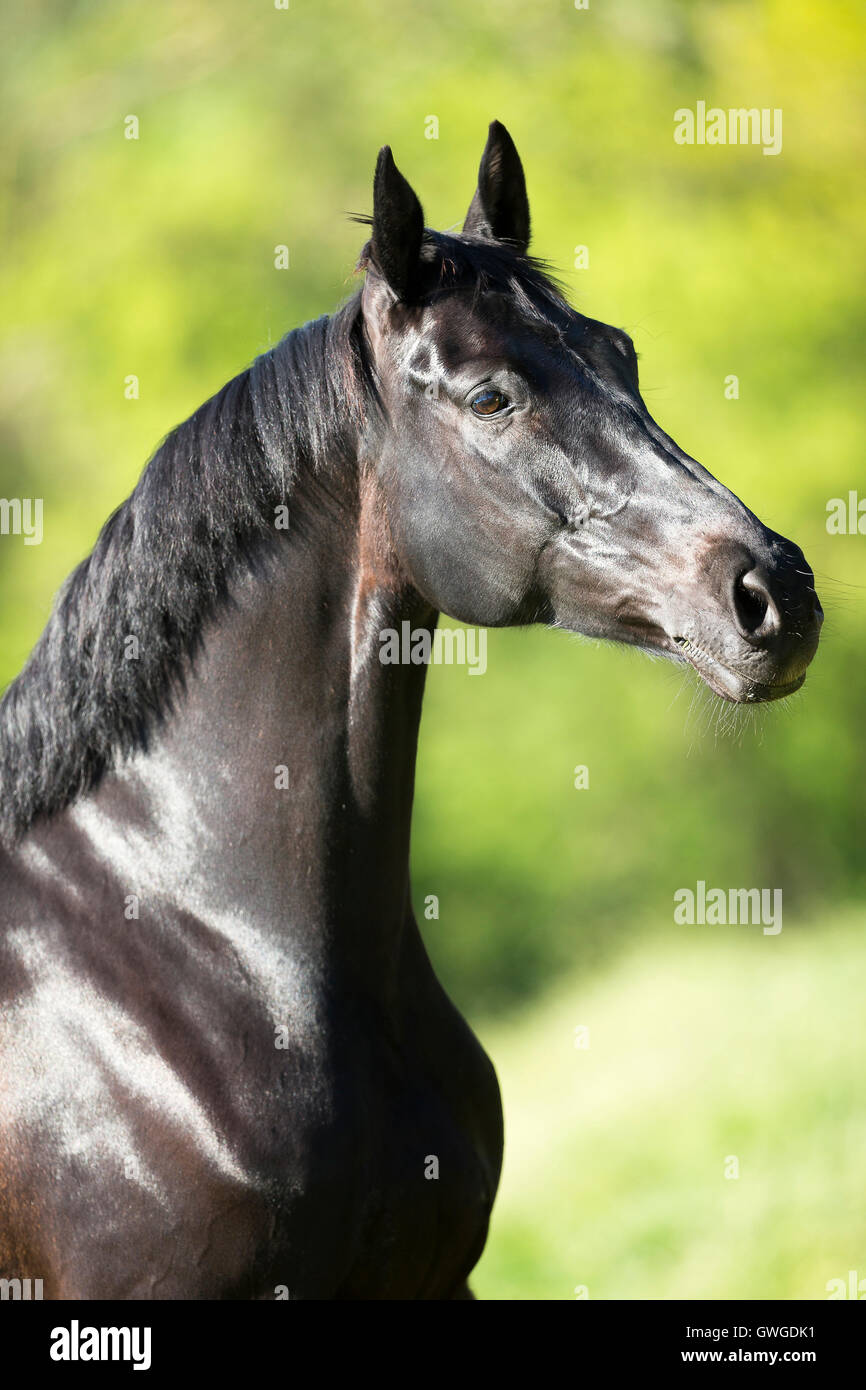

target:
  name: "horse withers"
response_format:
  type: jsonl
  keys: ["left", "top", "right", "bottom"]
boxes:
{"left": 0, "top": 123, "right": 822, "bottom": 1298}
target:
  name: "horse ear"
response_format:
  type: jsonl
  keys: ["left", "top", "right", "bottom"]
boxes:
{"left": 463, "top": 120, "right": 530, "bottom": 253}
{"left": 370, "top": 146, "right": 424, "bottom": 302}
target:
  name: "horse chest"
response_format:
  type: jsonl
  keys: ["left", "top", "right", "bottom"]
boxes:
{"left": 248, "top": 977, "right": 503, "bottom": 1298}
{"left": 333, "top": 1020, "right": 502, "bottom": 1297}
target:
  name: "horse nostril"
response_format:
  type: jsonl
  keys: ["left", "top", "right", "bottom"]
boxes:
{"left": 732, "top": 568, "right": 778, "bottom": 639}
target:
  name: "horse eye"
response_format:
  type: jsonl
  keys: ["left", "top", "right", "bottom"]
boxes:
{"left": 470, "top": 389, "right": 509, "bottom": 417}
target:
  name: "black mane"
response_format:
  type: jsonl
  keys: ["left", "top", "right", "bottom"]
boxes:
{"left": 0, "top": 233, "right": 569, "bottom": 844}
{"left": 0, "top": 301, "right": 370, "bottom": 844}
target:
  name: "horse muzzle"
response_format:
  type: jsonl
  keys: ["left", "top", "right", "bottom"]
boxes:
{"left": 664, "top": 539, "right": 824, "bottom": 703}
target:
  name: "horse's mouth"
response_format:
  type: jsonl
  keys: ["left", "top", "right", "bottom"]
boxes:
{"left": 672, "top": 636, "right": 806, "bottom": 704}
{"left": 598, "top": 615, "right": 812, "bottom": 705}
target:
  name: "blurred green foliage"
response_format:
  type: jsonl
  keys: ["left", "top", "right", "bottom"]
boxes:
{"left": 1, "top": 0, "right": 863, "bottom": 1299}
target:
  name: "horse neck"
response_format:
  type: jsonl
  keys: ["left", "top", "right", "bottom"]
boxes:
{"left": 77, "top": 452, "right": 436, "bottom": 981}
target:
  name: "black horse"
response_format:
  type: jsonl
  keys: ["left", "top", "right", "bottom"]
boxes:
{"left": 0, "top": 124, "right": 821, "bottom": 1299}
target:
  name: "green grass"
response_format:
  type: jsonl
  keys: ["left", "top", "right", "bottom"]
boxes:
{"left": 473, "top": 908, "right": 866, "bottom": 1300}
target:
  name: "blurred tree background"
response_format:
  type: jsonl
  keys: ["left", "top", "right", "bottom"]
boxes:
{"left": 1, "top": 0, "right": 863, "bottom": 1298}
